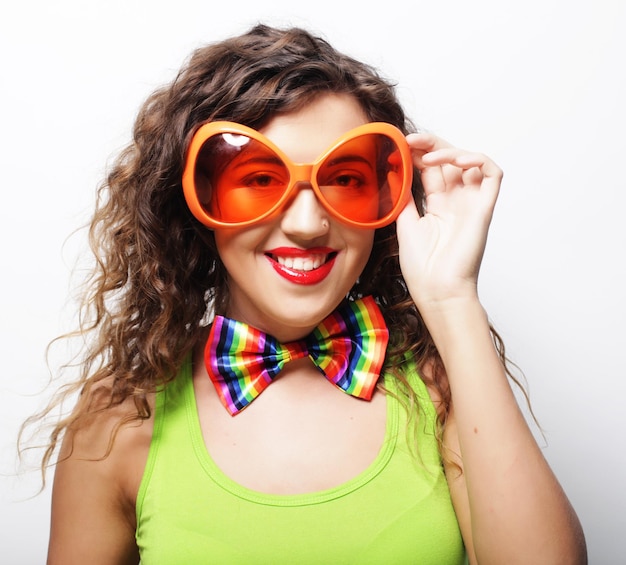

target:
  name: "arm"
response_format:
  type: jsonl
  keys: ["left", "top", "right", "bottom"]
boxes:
{"left": 47, "top": 398, "right": 152, "bottom": 565}
{"left": 396, "top": 134, "right": 587, "bottom": 564}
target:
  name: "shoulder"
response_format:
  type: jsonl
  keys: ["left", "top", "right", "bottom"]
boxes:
{"left": 48, "top": 381, "right": 155, "bottom": 564}
{"left": 409, "top": 359, "right": 474, "bottom": 559}
{"left": 59, "top": 381, "right": 156, "bottom": 503}
{"left": 396, "top": 356, "right": 447, "bottom": 416}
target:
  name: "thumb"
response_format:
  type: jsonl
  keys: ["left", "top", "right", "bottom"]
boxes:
{"left": 395, "top": 198, "right": 421, "bottom": 240}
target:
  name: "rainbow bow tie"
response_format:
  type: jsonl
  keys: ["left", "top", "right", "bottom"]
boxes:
{"left": 205, "top": 296, "right": 389, "bottom": 415}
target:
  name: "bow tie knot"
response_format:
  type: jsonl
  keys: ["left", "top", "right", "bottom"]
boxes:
{"left": 205, "top": 296, "right": 389, "bottom": 415}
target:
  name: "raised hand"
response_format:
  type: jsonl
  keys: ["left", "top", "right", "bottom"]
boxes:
{"left": 395, "top": 133, "right": 503, "bottom": 310}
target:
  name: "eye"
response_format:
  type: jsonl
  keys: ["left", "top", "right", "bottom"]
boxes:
{"left": 318, "top": 151, "right": 377, "bottom": 192}
{"left": 242, "top": 171, "right": 287, "bottom": 190}
{"left": 331, "top": 172, "right": 365, "bottom": 188}
{"left": 320, "top": 166, "right": 375, "bottom": 192}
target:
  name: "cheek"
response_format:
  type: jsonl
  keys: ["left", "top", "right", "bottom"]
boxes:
{"left": 213, "top": 224, "right": 277, "bottom": 289}
{"left": 212, "top": 229, "right": 255, "bottom": 273}
{"left": 212, "top": 230, "right": 230, "bottom": 262}
{"left": 346, "top": 229, "right": 376, "bottom": 271}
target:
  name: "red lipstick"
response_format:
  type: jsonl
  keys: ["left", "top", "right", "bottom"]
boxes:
{"left": 265, "top": 247, "right": 337, "bottom": 285}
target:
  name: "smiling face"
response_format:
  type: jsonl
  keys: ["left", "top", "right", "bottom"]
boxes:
{"left": 212, "top": 94, "right": 376, "bottom": 341}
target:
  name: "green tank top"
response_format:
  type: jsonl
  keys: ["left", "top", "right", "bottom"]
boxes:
{"left": 136, "top": 357, "right": 466, "bottom": 564}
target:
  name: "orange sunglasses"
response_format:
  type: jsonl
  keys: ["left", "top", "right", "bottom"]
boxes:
{"left": 182, "top": 121, "right": 413, "bottom": 229}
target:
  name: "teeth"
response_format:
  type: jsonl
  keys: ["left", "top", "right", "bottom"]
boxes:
{"left": 276, "top": 254, "right": 327, "bottom": 271}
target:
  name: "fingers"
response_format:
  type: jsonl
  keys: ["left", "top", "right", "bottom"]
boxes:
{"left": 406, "top": 132, "right": 453, "bottom": 155}
{"left": 422, "top": 148, "right": 502, "bottom": 180}
{"left": 406, "top": 133, "right": 503, "bottom": 198}
{"left": 406, "top": 134, "right": 448, "bottom": 193}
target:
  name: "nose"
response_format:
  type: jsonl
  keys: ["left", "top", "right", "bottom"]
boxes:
{"left": 280, "top": 183, "right": 330, "bottom": 239}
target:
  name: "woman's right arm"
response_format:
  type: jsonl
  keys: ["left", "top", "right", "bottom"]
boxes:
{"left": 47, "top": 399, "right": 153, "bottom": 565}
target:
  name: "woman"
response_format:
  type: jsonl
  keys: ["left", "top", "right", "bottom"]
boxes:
{"left": 40, "top": 24, "right": 586, "bottom": 564}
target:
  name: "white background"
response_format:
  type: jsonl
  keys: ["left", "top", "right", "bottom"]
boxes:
{"left": 1, "top": 1, "right": 624, "bottom": 563}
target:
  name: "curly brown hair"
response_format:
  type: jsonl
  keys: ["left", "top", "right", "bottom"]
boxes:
{"left": 23, "top": 23, "right": 524, "bottom": 477}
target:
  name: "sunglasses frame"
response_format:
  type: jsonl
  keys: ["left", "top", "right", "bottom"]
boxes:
{"left": 182, "top": 120, "right": 413, "bottom": 229}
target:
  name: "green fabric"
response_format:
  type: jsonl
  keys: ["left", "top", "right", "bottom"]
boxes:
{"left": 136, "top": 357, "right": 466, "bottom": 564}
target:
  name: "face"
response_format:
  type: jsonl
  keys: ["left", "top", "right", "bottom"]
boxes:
{"left": 212, "top": 94, "right": 376, "bottom": 341}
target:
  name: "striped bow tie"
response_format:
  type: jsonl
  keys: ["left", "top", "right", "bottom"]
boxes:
{"left": 204, "top": 296, "right": 389, "bottom": 415}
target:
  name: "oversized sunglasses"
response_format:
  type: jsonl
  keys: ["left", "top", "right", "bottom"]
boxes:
{"left": 182, "top": 121, "right": 413, "bottom": 229}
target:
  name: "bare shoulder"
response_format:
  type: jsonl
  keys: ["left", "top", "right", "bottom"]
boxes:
{"left": 47, "top": 381, "right": 155, "bottom": 565}
{"left": 61, "top": 385, "right": 155, "bottom": 499}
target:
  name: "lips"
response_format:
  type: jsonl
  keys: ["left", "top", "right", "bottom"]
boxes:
{"left": 265, "top": 247, "right": 338, "bottom": 285}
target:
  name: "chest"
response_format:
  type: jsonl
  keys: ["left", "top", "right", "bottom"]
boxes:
{"left": 194, "top": 357, "right": 388, "bottom": 494}
{"left": 136, "top": 358, "right": 466, "bottom": 565}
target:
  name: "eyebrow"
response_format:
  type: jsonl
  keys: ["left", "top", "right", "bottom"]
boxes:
{"left": 326, "top": 154, "right": 374, "bottom": 170}
{"left": 229, "top": 152, "right": 375, "bottom": 170}
{"left": 231, "top": 155, "right": 286, "bottom": 169}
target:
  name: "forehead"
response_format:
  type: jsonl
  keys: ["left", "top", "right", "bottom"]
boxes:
{"left": 259, "top": 94, "right": 370, "bottom": 162}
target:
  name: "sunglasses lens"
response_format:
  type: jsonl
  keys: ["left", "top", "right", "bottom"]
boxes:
{"left": 194, "top": 132, "right": 289, "bottom": 224}
{"left": 317, "top": 133, "right": 406, "bottom": 225}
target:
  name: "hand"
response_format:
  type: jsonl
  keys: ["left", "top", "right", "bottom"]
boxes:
{"left": 396, "top": 133, "right": 503, "bottom": 310}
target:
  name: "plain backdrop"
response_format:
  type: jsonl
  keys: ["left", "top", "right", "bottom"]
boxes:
{"left": 1, "top": 1, "right": 624, "bottom": 563}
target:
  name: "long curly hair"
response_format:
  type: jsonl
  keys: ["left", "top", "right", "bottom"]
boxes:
{"left": 24, "top": 23, "right": 525, "bottom": 476}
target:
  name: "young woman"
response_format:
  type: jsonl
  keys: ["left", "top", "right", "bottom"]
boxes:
{"left": 40, "top": 24, "right": 586, "bottom": 564}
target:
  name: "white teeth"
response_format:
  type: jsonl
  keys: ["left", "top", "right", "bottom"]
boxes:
{"left": 276, "top": 254, "right": 326, "bottom": 271}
